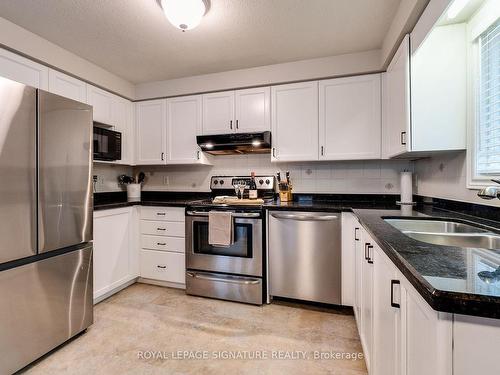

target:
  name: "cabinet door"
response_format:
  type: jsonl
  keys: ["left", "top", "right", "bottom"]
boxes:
{"left": 354, "top": 222, "right": 364, "bottom": 322}
{"left": 360, "top": 236, "right": 375, "bottom": 372}
{"left": 319, "top": 74, "right": 381, "bottom": 160}
{"left": 135, "top": 99, "right": 167, "bottom": 165}
{"left": 48, "top": 69, "right": 87, "bottom": 102}
{"left": 0, "top": 48, "right": 48, "bottom": 89}
{"left": 400, "top": 278, "right": 452, "bottom": 375}
{"left": 167, "top": 95, "right": 202, "bottom": 164}
{"left": 112, "top": 98, "right": 134, "bottom": 165}
{"left": 93, "top": 208, "right": 132, "bottom": 301}
{"left": 341, "top": 213, "right": 357, "bottom": 306}
{"left": 373, "top": 246, "right": 401, "bottom": 375}
{"left": 271, "top": 81, "right": 319, "bottom": 161}
{"left": 87, "top": 85, "right": 114, "bottom": 125}
{"left": 384, "top": 35, "right": 410, "bottom": 158}
{"left": 202, "top": 91, "right": 235, "bottom": 135}
{"left": 235, "top": 87, "right": 270, "bottom": 133}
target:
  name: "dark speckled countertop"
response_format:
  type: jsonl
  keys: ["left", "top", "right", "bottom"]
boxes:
{"left": 94, "top": 191, "right": 500, "bottom": 318}
{"left": 353, "top": 207, "right": 500, "bottom": 319}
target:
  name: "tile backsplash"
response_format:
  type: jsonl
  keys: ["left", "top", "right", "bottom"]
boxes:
{"left": 132, "top": 154, "right": 413, "bottom": 194}
{"left": 414, "top": 151, "right": 500, "bottom": 207}
{"left": 93, "top": 163, "right": 133, "bottom": 193}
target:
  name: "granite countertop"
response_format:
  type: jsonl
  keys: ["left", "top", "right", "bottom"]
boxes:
{"left": 353, "top": 207, "right": 500, "bottom": 319}
{"left": 94, "top": 191, "right": 500, "bottom": 318}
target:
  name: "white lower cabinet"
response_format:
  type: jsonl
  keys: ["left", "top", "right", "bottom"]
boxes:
{"left": 139, "top": 206, "right": 186, "bottom": 286}
{"left": 93, "top": 207, "right": 139, "bottom": 303}
{"left": 140, "top": 250, "right": 185, "bottom": 283}
{"left": 341, "top": 213, "right": 357, "bottom": 306}
{"left": 350, "top": 224, "right": 453, "bottom": 374}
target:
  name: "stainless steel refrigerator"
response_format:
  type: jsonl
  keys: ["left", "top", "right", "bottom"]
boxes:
{"left": 0, "top": 77, "right": 93, "bottom": 374}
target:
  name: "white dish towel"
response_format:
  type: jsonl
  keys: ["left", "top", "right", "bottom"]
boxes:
{"left": 208, "top": 211, "right": 233, "bottom": 246}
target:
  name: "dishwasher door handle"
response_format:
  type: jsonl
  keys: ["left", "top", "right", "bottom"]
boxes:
{"left": 270, "top": 213, "right": 339, "bottom": 221}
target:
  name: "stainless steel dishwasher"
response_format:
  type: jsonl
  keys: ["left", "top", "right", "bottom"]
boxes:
{"left": 268, "top": 211, "right": 341, "bottom": 304}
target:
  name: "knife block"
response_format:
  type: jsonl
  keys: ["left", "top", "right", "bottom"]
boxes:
{"left": 279, "top": 187, "right": 293, "bottom": 202}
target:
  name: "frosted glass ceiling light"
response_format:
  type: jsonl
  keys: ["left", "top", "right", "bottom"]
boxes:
{"left": 161, "top": 0, "right": 207, "bottom": 31}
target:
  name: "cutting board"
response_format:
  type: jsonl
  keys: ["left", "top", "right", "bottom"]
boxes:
{"left": 213, "top": 197, "right": 264, "bottom": 205}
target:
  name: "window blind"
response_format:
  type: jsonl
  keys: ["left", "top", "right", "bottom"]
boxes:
{"left": 477, "top": 18, "right": 500, "bottom": 174}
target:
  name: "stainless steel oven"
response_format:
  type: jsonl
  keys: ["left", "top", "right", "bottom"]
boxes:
{"left": 185, "top": 210, "right": 263, "bottom": 304}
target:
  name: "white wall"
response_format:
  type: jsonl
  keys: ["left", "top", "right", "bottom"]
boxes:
{"left": 415, "top": 152, "right": 500, "bottom": 207}
{"left": 0, "top": 17, "right": 134, "bottom": 98}
{"left": 133, "top": 154, "right": 412, "bottom": 195}
{"left": 135, "top": 50, "right": 382, "bottom": 99}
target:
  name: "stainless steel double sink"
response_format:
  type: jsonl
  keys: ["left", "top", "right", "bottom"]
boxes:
{"left": 384, "top": 218, "right": 500, "bottom": 250}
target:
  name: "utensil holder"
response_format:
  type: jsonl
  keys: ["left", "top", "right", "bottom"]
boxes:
{"left": 127, "top": 183, "right": 141, "bottom": 201}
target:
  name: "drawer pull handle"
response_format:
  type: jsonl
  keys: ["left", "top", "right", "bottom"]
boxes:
{"left": 157, "top": 265, "right": 167, "bottom": 269}
{"left": 157, "top": 228, "right": 166, "bottom": 231}
{"left": 157, "top": 242, "right": 166, "bottom": 246}
{"left": 391, "top": 280, "right": 400, "bottom": 308}
{"left": 156, "top": 213, "right": 166, "bottom": 216}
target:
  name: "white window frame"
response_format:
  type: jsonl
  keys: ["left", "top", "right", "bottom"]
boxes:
{"left": 467, "top": 1, "right": 500, "bottom": 189}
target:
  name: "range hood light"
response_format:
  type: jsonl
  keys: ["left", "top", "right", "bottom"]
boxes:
{"left": 204, "top": 143, "right": 214, "bottom": 149}
{"left": 252, "top": 140, "right": 261, "bottom": 147}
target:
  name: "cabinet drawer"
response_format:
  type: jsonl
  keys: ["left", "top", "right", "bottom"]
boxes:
{"left": 141, "top": 235, "right": 185, "bottom": 253}
{"left": 140, "top": 250, "right": 185, "bottom": 283}
{"left": 141, "top": 206, "right": 185, "bottom": 222}
{"left": 141, "top": 220, "right": 185, "bottom": 237}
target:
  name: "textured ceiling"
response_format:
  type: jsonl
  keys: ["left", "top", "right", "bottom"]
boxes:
{"left": 0, "top": 0, "right": 401, "bottom": 84}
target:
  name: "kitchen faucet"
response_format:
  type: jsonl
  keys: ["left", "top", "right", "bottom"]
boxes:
{"left": 477, "top": 179, "right": 500, "bottom": 200}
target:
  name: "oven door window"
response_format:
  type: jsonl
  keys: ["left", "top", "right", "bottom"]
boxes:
{"left": 193, "top": 221, "right": 253, "bottom": 258}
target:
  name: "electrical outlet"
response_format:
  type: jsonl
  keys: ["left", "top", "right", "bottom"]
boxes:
{"left": 92, "top": 175, "right": 98, "bottom": 183}
{"left": 163, "top": 176, "right": 169, "bottom": 185}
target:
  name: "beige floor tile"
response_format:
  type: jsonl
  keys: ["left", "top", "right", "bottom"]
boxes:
{"left": 23, "top": 284, "right": 367, "bottom": 375}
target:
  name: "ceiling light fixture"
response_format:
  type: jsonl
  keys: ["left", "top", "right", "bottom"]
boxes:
{"left": 447, "top": 0, "right": 470, "bottom": 19}
{"left": 160, "top": 0, "right": 208, "bottom": 31}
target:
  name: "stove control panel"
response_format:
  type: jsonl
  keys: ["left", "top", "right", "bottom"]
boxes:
{"left": 210, "top": 176, "right": 275, "bottom": 190}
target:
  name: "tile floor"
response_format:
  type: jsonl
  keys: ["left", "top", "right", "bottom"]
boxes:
{"left": 24, "top": 284, "right": 367, "bottom": 374}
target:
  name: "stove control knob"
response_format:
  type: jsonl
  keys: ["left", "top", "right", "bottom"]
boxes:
{"left": 213, "top": 180, "right": 218, "bottom": 185}
{"left": 219, "top": 180, "right": 224, "bottom": 185}
{"left": 265, "top": 179, "right": 270, "bottom": 185}
{"left": 259, "top": 179, "right": 264, "bottom": 185}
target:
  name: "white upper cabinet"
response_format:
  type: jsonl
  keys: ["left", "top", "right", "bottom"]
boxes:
{"left": 135, "top": 99, "right": 167, "bottom": 165}
{"left": 202, "top": 91, "right": 235, "bottom": 135}
{"left": 271, "top": 81, "right": 319, "bottom": 162}
{"left": 0, "top": 47, "right": 48, "bottom": 89}
{"left": 167, "top": 95, "right": 209, "bottom": 164}
{"left": 112, "top": 97, "right": 134, "bottom": 165}
{"left": 234, "top": 87, "right": 270, "bottom": 132}
{"left": 410, "top": 23, "right": 466, "bottom": 152}
{"left": 319, "top": 74, "right": 381, "bottom": 160}
{"left": 87, "top": 85, "right": 114, "bottom": 125}
{"left": 48, "top": 69, "right": 87, "bottom": 102}
{"left": 383, "top": 35, "right": 411, "bottom": 158}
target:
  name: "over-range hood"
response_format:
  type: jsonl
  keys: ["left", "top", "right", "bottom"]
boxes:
{"left": 197, "top": 131, "right": 271, "bottom": 155}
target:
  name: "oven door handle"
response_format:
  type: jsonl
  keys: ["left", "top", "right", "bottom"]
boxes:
{"left": 186, "top": 272, "right": 261, "bottom": 285}
{"left": 186, "top": 211, "right": 261, "bottom": 218}
{"left": 270, "top": 213, "right": 338, "bottom": 221}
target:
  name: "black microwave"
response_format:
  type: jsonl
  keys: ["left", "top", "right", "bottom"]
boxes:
{"left": 93, "top": 126, "right": 122, "bottom": 161}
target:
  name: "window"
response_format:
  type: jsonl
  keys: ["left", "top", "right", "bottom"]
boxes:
{"left": 476, "top": 19, "right": 500, "bottom": 175}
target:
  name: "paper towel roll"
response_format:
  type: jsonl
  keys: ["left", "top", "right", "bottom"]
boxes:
{"left": 400, "top": 171, "right": 413, "bottom": 204}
